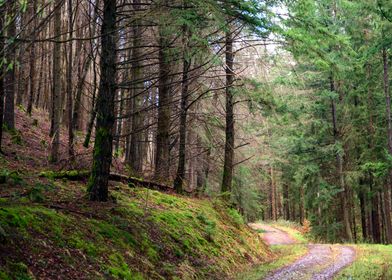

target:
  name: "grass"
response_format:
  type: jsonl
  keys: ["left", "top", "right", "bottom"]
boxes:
{"left": 336, "top": 244, "right": 392, "bottom": 280}
{"left": 0, "top": 183, "right": 271, "bottom": 279}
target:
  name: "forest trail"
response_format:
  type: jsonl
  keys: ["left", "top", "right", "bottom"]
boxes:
{"left": 250, "top": 223, "right": 356, "bottom": 280}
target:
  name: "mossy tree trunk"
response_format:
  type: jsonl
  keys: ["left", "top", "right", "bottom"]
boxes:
{"left": 87, "top": 0, "right": 117, "bottom": 202}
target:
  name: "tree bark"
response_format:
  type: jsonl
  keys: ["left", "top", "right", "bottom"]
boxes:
{"left": 155, "top": 3, "right": 171, "bottom": 179}
{"left": 221, "top": 27, "right": 235, "bottom": 195}
{"left": 66, "top": 0, "right": 74, "bottom": 157}
{"left": 127, "top": 0, "right": 144, "bottom": 173}
{"left": 0, "top": 5, "right": 5, "bottom": 152}
{"left": 27, "top": 1, "right": 37, "bottom": 116}
{"left": 87, "top": 0, "right": 117, "bottom": 201}
{"left": 49, "top": 0, "right": 63, "bottom": 162}
{"left": 72, "top": 1, "right": 99, "bottom": 132}
{"left": 173, "top": 26, "right": 191, "bottom": 193}
{"left": 382, "top": 47, "right": 392, "bottom": 243}
{"left": 4, "top": 0, "right": 16, "bottom": 129}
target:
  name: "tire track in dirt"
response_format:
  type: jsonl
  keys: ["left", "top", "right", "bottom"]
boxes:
{"left": 250, "top": 223, "right": 356, "bottom": 280}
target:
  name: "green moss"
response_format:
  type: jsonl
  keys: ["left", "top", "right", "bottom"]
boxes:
{"left": 1, "top": 186, "right": 269, "bottom": 279}
{"left": 227, "top": 208, "right": 244, "bottom": 228}
{"left": 107, "top": 253, "right": 144, "bottom": 280}
{"left": 8, "top": 262, "right": 32, "bottom": 280}
{"left": 0, "top": 271, "right": 10, "bottom": 280}
{"left": 69, "top": 233, "right": 99, "bottom": 256}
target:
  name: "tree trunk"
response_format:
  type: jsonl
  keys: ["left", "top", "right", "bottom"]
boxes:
{"left": 83, "top": 48, "right": 99, "bottom": 148}
{"left": 49, "top": 0, "right": 63, "bottom": 162}
{"left": 87, "top": 0, "right": 117, "bottom": 201}
{"left": 283, "top": 183, "right": 290, "bottom": 220}
{"left": 155, "top": 5, "right": 171, "bottom": 179}
{"left": 382, "top": 47, "right": 392, "bottom": 244}
{"left": 27, "top": 1, "right": 37, "bottom": 116}
{"left": 222, "top": 27, "right": 235, "bottom": 195}
{"left": 173, "top": 27, "right": 191, "bottom": 193}
{"left": 0, "top": 5, "right": 5, "bottom": 152}
{"left": 270, "top": 166, "right": 277, "bottom": 220}
{"left": 4, "top": 1, "right": 16, "bottom": 129}
{"left": 359, "top": 187, "right": 368, "bottom": 241}
{"left": 330, "top": 76, "right": 352, "bottom": 241}
{"left": 66, "top": 0, "right": 74, "bottom": 157}
{"left": 128, "top": 0, "right": 144, "bottom": 173}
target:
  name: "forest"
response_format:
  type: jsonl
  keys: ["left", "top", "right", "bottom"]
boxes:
{"left": 1, "top": 0, "right": 392, "bottom": 279}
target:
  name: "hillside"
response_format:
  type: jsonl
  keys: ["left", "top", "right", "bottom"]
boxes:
{"left": 0, "top": 110, "right": 270, "bottom": 279}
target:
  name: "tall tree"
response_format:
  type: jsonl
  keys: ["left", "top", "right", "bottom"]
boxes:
{"left": 67, "top": 0, "right": 74, "bottom": 157}
{"left": 87, "top": 0, "right": 117, "bottom": 201}
{"left": 4, "top": 0, "right": 16, "bottom": 129}
{"left": 50, "top": 0, "right": 63, "bottom": 162}
{"left": 222, "top": 24, "right": 235, "bottom": 195}
{"left": 155, "top": 0, "right": 172, "bottom": 179}
{"left": 0, "top": 2, "right": 5, "bottom": 152}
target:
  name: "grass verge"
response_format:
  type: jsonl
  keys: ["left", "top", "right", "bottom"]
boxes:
{"left": 336, "top": 244, "right": 392, "bottom": 280}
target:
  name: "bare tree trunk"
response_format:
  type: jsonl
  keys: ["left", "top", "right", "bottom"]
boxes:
{"left": 66, "top": 0, "right": 74, "bottom": 157}
{"left": 174, "top": 26, "right": 191, "bottom": 193}
{"left": 270, "top": 166, "right": 277, "bottom": 220}
{"left": 155, "top": 5, "right": 171, "bottom": 179}
{"left": 0, "top": 5, "right": 5, "bottom": 152}
{"left": 72, "top": 2, "right": 99, "bottom": 132}
{"left": 283, "top": 183, "right": 290, "bottom": 220}
{"left": 128, "top": 0, "right": 144, "bottom": 173}
{"left": 83, "top": 47, "right": 99, "bottom": 148}
{"left": 88, "top": 0, "right": 117, "bottom": 201}
{"left": 222, "top": 27, "right": 235, "bottom": 195}
{"left": 50, "top": 0, "right": 63, "bottom": 162}
{"left": 382, "top": 47, "right": 392, "bottom": 243}
{"left": 4, "top": 0, "right": 16, "bottom": 129}
{"left": 27, "top": 1, "right": 37, "bottom": 116}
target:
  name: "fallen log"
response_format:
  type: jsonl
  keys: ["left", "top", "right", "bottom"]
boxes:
{"left": 38, "top": 170, "right": 186, "bottom": 193}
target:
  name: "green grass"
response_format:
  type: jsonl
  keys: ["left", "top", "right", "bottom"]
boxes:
{"left": 0, "top": 184, "right": 271, "bottom": 279}
{"left": 336, "top": 244, "right": 392, "bottom": 280}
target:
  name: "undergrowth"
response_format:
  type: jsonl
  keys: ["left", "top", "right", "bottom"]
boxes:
{"left": 0, "top": 183, "right": 270, "bottom": 279}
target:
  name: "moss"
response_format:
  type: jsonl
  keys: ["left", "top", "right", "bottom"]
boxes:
{"left": 227, "top": 208, "right": 244, "bottom": 228}
{"left": 106, "top": 253, "right": 144, "bottom": 280}
{"left": 0, "top": 271, "right": 11, "bottom": 280}
{"left": 8, "top": 262, "right": 32, "bottom": 280}
{"left": 1, "top": 186, "right": 269, "bottom": 279}
{"left": 69, "top": 233, "right": 100, "bottom": 257}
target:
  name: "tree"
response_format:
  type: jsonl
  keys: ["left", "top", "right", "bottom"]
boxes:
{"left": 222, "top": 24, "right": 235, "bottom": 195}
{"left": 4, "top": 0, "right": 16, "bottom": 129}
{"left": 87, "top": 0, "right": 117, "bottom": 201}
{"left": 49, "top": 0, "right": 62, "bottom": 163}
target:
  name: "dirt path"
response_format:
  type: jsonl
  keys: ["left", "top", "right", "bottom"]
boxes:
{"left": 250, "top": 223, "right": 356, "bottom": 280}
{"left": 249, "top": 223, "right": 296, "bottom": 245}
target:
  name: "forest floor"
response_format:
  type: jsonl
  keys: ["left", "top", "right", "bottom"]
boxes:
{"left": 0, "top": 108, "right": 272, "bottom": 279}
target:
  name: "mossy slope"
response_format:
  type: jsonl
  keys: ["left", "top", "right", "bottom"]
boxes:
{"left": 0, "top": 184, "right": 270, "bottom": 279}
